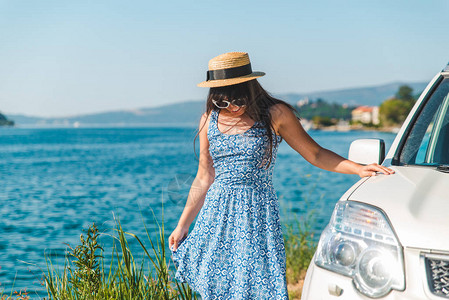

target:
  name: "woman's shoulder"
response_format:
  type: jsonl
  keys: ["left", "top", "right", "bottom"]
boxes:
{"left": 269, "top": 102, "right": 294, "bottom": 116}
{"left": 268, "top": 102, "right": 298, "bottom": 134}
{"left": 199, "top": 112, "right": 209, "bottom": 131}
{"left": 269, "top": 103, "right": 297, "bottom": 123}
{"left": 200, "top": 109, "right": 216, "bottom": 120}
{"left": 199, "top": 110, "right": 217, "bottom": 133}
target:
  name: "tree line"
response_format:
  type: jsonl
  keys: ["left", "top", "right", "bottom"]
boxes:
{"left": 295, "top": 84, "right": 420, "bottom": 128}
{"left": 379, "top": 85, "right": 419, "bottom": 126}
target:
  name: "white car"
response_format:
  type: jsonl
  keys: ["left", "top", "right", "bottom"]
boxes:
{"left": 302, "top": 64, "right": 449, "bottom": 299}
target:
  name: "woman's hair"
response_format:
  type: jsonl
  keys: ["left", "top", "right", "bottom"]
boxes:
{"left": 194, "top": 79, "right": 298, "bottom": 168}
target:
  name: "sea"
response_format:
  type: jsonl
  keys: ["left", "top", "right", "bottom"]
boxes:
{"left": 0, "top": 126, "right": 396, "bottom": 297}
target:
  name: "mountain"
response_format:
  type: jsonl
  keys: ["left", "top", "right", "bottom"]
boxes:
{"left": 278, "top": 81, "right": 428, "bottom": 106}
{"left": 7, "top": 101, "right": 206, "bottom": 127}
{"left": 6, "top": 81, "right": 428, "bottom": 126}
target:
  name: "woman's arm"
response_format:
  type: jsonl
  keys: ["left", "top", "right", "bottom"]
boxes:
{"left": 270, "top": 104, "right": 394, "bottom": 177}
{"left": 169, "top": 113, "right": 215, "bottom": 251}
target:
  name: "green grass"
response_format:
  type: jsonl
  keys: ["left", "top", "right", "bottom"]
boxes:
{"left": 1, "top": 206, "right": 317, "bottom": 299}
{"left": 284, "top": 213, "right": 317, "bottom": 283}
{"left": 41, "top": 209, "right": 199, "bottom": 300}
{"left": 284, "top": 212, "right": 317, "bottom": 299}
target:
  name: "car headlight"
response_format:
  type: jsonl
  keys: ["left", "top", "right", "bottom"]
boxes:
{"left": 315, "top": 201, "right": 405, "bottom": 298}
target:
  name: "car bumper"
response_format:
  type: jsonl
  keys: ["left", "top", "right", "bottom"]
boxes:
{"left": 302, "top": 248, "right": 442, "bottom": 300}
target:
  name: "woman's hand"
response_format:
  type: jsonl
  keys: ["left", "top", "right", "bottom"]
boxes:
{"left": 169, "top": 225, "right": 189, "bottom": 252}
{"left": 357, "top": 163, "right": 395, "bottom": 178}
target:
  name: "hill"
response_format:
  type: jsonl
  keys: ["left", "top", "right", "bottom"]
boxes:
{"left": 279, "top": 81, "right": 427, "bottom": 106}
{"left": 296, "top": 100, "right": 355, "bottom": 120}
{"left": 6, "top": 81, "right": 428, "bottom": 126}
{"left": 0, "top": 112, "right": 14, "bottom": 126}
{"left": 8, "top": 101, "right": 206, "bottom": 127}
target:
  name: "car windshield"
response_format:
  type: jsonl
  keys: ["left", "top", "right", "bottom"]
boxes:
{"left": 397, "top": 77, "right": 449, "bottom": 166}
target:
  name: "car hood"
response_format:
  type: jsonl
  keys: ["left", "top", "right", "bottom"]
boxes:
{"left": 348, "top": 166, "right": 449, "bottom": 251}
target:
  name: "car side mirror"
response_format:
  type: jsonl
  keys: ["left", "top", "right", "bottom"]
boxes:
{"left": 348, "top": 139, "right": 385, "bottom": 165}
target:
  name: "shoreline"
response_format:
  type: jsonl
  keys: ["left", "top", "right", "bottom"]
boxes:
{"left": 312, "top": 125, "right": 400, "bottom": 133}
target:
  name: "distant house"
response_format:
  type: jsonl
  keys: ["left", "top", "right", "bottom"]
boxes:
{"left": 351, "top": 106, "right": 379, "bottom": 125}
{"left": 296, "top": 97, "right": 310, "bottom": 107}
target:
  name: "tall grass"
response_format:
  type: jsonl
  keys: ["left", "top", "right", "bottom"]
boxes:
{"left": 39, "top": 215, "right": 317, "bottom": 300}
{"left": 1, "top": 199, "right": 318, "bottom": 299}
{"left": 38, "top": 214, "right": 316, "bottom": 300}
{"left": 283, "top": 212, "right": 317, "bottom": 300}
{"left": 41, "top": 211, "right": 199, "bottom": 300}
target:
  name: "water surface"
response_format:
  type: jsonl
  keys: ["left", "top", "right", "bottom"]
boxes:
{"left": 0, "top": 127, "right": 396, "bottom": 296}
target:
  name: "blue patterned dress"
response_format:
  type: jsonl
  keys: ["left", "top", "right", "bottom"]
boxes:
{"left": 171, "top": 109, "right": 289, "bottom": 299}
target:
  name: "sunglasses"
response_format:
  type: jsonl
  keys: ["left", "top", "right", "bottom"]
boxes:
{"left": 212, "top": 98, "right": 247, "bottom": 109}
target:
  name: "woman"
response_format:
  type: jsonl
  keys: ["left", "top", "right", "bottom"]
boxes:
{"left": 168, "top": 52, "right": 394, "bottom": 299}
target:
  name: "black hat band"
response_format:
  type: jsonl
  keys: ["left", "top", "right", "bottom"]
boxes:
{"left": 206, "top": 63, "right": 252, "bottom": 81}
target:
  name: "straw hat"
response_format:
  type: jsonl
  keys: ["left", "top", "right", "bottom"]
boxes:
{"left": 197, "top": 52, "right": 265, "bottom": 88}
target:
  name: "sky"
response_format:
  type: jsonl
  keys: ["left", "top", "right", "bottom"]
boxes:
{"left": 1, "top": 0, "right": 448, "bottom": 117}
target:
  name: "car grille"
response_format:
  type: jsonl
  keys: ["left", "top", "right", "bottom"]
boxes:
{"left": 425, "top": 255, "right": 449, "bottom": 298}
